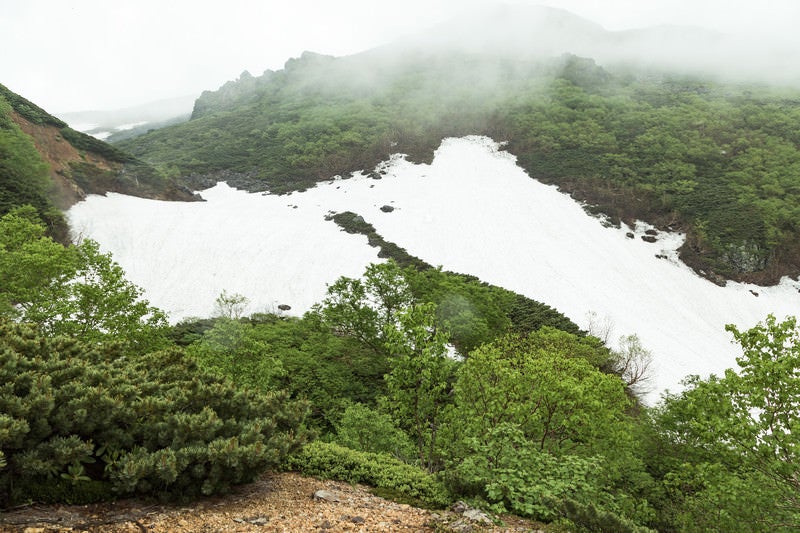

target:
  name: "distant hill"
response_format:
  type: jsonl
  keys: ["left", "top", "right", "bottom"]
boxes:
{"left": 118, "top": 5, "right": 800, "bottom": 284}
{"left": 58, "top": 94, "right": 195, "bottom": 143}
{"left": 0, "top": 83, "right": 195, "bottom": 240}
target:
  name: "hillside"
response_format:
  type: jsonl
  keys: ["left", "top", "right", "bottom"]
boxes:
{"left": 118, "top": 5, "right": 800, "bottom": 284}
{"left": 0, "top": 83, "right": 194, "bottom": 241}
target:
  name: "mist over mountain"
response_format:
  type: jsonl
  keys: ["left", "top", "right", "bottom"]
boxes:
{"left": 116, "top": 5, "right": 800, "bottom": 285}
{"left": 58, "top": 95, "right": 195, "bottom": 142}
{"left": 397, "top": 4, "right": 800, "bottom": 85}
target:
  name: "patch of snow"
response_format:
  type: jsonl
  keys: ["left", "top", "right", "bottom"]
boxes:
{"left": 67, "top": 136, "right": 800, "bottom": 402}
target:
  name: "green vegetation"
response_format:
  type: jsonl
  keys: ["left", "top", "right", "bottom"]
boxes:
{"left": 3, "top": 204, "right": 799, "bottom": 531}
{"left": 0, "top": 94, "right": 66, "bottom": 239}
{"left": 0, "top": 322, "right": 306, "bottom": 505}
{"left": 285, "top": 441, "right": 450, "bottom": 508}
{"left": 648, "top": 315, "right": 800, "bottom": 530}
{"left": 0, "top": 210, "right": 307, "bottom": 506}
{"left": 120, "top": 52, "right": 800, "bottom": 281}
{"left": 0, "top": 208, "right": 169, "bottom": 353}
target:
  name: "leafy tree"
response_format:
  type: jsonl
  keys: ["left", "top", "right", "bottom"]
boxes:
{"left": 381, "top": 303, "right": 456, "bottom": 472}
{"left": 0, "top": 208, "right": 168, "bottom": 352}
{"left": 315, "top": 259, "right": 413, "bottom": 353}
{"left": 448, "top": 330, "right": 630, "bottom": 457}
{"left": 655, "top": 315, "right": 800, "bottom": 529}
{"left": 442, "top": 330, "right": 648, "bottom": 523}
{"left": 213, "top": 290, "right": 249, "bottom": 319}
{"left": 186, "top": 317, "right": 285, "bottom": 392}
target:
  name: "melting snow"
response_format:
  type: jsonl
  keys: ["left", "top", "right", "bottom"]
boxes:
{"left": 67, "top": 136, "right": 800, "bottom": 401}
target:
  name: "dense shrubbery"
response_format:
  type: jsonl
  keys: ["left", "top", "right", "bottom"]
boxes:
{"left": 285, "top": 441, "right": 450, "bottom": 508}
{"left": 0, "top": 208, "right": 307, "bottom": 506}
{"left": 0, "top": 322, "right": 307, "bottom": 505}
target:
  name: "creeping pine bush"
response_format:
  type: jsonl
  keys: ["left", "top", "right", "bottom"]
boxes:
{"left": 285, "top": 441, "right": 450, "bottom": 508}
{"left": 0, "top": 322, "right": 308, "bottom": 506}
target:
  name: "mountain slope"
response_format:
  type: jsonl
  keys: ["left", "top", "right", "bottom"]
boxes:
{"left": 0, "top": 83, "right": 195, "bottom": 240}
{"left": 67, "top": 136, "right": 800, "bottom": 399}
{"left": 118, "top": 5, "right": 800, "bottom": 283}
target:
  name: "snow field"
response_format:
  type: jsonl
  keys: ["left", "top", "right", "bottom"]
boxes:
{"left": 67, "top": 136, "right": 800, "bottom": 400}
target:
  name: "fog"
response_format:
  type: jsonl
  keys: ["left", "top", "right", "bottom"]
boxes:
{"left": 2, "top": 0, "right": 800, "bottom": 113}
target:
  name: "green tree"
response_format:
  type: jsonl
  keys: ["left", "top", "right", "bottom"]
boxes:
{"left": 0, "top": 208, "right": 168, "bottom": 352}
{"left": 213, "top": 290, "right": 249, "bottom": 319}
{"left": 655, "top": 315, "right": 800, "bottom": 529}
{"left": 442, "top": 330, "right": 648, "bottom": 524}
{"left": 186, "top": 317, "right": 285, "bottom": 392}
{"left": 381, "top": 303, "right": 456, "bottom": 472}
{"left": 315, "top": 260, "right": 413, "bottom": 353}
{"left": 449, "top": 330, "right": 630, "bottom": 457}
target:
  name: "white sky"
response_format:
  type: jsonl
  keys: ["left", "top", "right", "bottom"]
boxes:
{"left": 2, "top": 0, "right": 799, "bottom": 112}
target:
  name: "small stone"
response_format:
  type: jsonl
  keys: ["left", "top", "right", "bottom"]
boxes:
{"left": 249, "top": 517, "right": 269, "bottom": 525}
{"left": 463, "top": 508, "right": 493, "bottom": 525}
{"left": 380, "top": 205, "right": 395, "bottom": 212}
{"left": 451, "top": 501, "right": 469, "bottom": 514}
{"left": 313, "top": 489, "right": 341, "bottom": 502}
{"left": 350, "top": 516, "right": 365, "bottom": 524}
{"left": 626, "top": 232, "right": 635, "bottom": 239}
{"left": 233, "top": 518, "right": 245, "bottom": 523}
{"left": 641, "top": 235, "right": 657, "bottom": 243}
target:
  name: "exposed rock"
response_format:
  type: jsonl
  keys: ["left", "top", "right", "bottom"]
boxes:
{"left": 278, "top": 304, "right": 292, "bottom": 311}
{"left": 641, "top": 235, "right": 657, "bottom": 243}
{"left": 644, "top": 229, "right": 658, "bottom": 236}
{"left": 463, "top": 508, "right": 493, "bottom": 525}
{"left": 313, "top": 489, "right": 341, "bottom": 502}
{"left": 626, "top": 232, "right": 635, "bottom": 239}
{"left": 380, "top": 204, "right": 395, "bottom": 213}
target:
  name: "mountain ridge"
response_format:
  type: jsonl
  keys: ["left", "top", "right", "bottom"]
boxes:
{"left": 0, "top": 83, "right": 196, "bottom": 240}
{"left": 115, "top": 6, "right": 800, "bottom": 284}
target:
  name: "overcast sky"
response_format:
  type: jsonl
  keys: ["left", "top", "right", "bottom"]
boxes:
{"left": 2, "top": 0, "right": 799, "bottom": 113}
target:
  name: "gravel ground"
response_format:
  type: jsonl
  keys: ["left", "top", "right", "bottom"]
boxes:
{"left": 0, "top": 472, "right": 541, "bottom": 532}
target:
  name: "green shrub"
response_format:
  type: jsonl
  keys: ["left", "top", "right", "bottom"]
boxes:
{"left": 0, "top": 322, "right": 308, "bottom": 505}
{"left": 334, "top": 403, "right": 415, "bottom": 462}
{"left": 561, "top": 499, "right": 655, "bottom": 533}
{"left": 285, "top": 441, "right": 450, "bottom": 508}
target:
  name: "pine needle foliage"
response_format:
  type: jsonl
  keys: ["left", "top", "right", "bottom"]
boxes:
{"left": 0, "top": 322, "right": 308, "bottom": 506}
